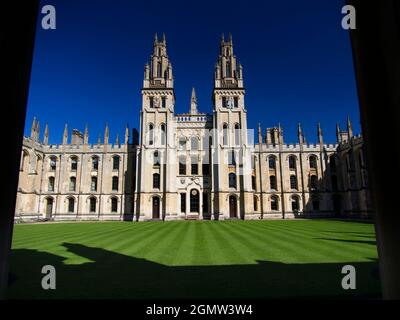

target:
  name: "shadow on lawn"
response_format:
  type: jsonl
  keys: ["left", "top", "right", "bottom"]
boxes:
{"left": 7, "top": 243, "right": 381, "bottom": 299}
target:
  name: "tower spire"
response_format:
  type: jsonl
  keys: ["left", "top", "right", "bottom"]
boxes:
{"left": 317, "top": 122, "right": 323, "bottom": 145}
{"left": 104, "top": 124, "right": 109, "bottom": 145}
{"left": 84, "top": 124, "right": 89, "bottom": 145}
{"left": 347, "top": 115, "right": 353, "bottom": 138}
{"left": 297, "top": 122, "right": 303, "bottom": 144}
{"left": 190, "top": 87, "right": 198, "bottom": 114}
{"left": 63, "top": 123, "right": 68, "bottom": 145}
{"left": 30, "top": 117, "right": 36, "bottom": 139}
{"left": 43, "top": 124, "right": 49, "bottom": 145}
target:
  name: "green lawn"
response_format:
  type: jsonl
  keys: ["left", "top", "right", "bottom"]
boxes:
{"left": 7, "top": 219, "right": 381, "bottom": 299}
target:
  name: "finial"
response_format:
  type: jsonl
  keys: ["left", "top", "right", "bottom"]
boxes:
{"left": 162, "top": 32, "right": 166, "bottom": 43}
{"left": 154, "top": 33, "right": 158, "bottom": 43}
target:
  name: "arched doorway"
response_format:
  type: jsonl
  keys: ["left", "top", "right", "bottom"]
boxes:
{"left": 152, "top": 196, "right": 160, "bottom": 219}
{"left": 190, "top": 189, "right": 199, "bottom": 213}
{"left": 46, "top": 197, "right": 53, "bottom": 219}
{"left": 229, "top": 195, "right": 237, "bottom": 218}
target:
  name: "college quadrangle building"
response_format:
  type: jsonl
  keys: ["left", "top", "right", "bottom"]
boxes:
{"left": 15, "top": 34, "right": 374, "bottom": 222}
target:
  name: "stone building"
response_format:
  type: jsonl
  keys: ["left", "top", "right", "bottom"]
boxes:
{"left": 14, "top": 34, "right": 374, "bottom": 222}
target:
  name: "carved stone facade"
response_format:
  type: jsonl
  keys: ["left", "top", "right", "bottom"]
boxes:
{"left": 14, "top": 34, "right": 373, "bottom": 222}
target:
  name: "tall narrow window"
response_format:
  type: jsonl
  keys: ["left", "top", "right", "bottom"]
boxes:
{"left": 310, "top": 175, "right": 318, "bottom": 191}
{"left": 68, "top": 198, "right": 75, "bottom": 213}
{"left": 222, "top": 97, "right": 227, "bottom": 108}
{"left": 234, "top": 97, "right": 239, "bottom": 108}
{"left": 92, "top": 157, "right": 99, "bottom": 170}
{"left": 180, "top": 193, "right": 186, "bottom": 213}
{"left": 160, "top": 124, "right": 166, "bottom": 146}
{"left": 157, "top": 62, "right": 162, "bottom": 77}
{"left": 50, "top": 157, "right": 56, "bottom": 171}
{"left": 149, "top": 96, "right": 154, "bottom": 108}
{"left": 223, "top": 124, "right": 228, "bottom": 145}
{"left": 268, "top": 156, "right": 276, "bottom": 169}
{"left": 48, "top": 177, "right": 55, "bottom": 192}
{"left": 111, "top": 197, "right": 118, "bottom": 212}
{"left": 153, "top": 151, "right": 160, "bottom": 166}
{"left": 228, "top": 150, "right": 236, "bottom": 166}
{"left": 290, "top": 175, "right": 297, "bottom": 190}
{"left": 234, "top": 123, "right": 240, "bottom": 145}
{"left": 202, "top": 163, "right": 210, "bottom": 176}
{"left": 91, "top": 176, "right": 97, "bottom": 192}
{"left": 179, "top": 156, "right": 186, "bottom": 175}
{"left": 112, "top": 176, "right": 119, "bottom": 191}
{"left": 253, "top": 196, "right": 258, "bottom": 211}
{"left": 252, "top": 175, "right": 256, "bottom": 190}
{"left": 309, "top": 155, "right": 317, "bottom": 169}
{"left": 191, "top": 156, "right": 198, "bottom": 175}
{"left": 162, "top": 96, "right": 166, "bottom": 109}
{"left": 71, "top": 157, "right": 78, "bottom": 171}
{"left": 226, "top": 60, "right": 231, "bottom": 77}
{"left": 270, "top": 175, "right": 277, "bottom": 190}
{"left": 113, "top": 156, "right": 120, "bottom": 170}
{"left": 149, "top": 124, "right": 154, "bottom": 145}
{"left": 271, "top": 196, "right": 279, "bottom": 211}
{"left": 291, "top": 196, "right": 299, "bottom": 212}
{"left": 179, "top": 138, "right": 186, "bottom": 150}
{"left": 191, "top": 137, "right": 198, "bottom": 150}
{"left": 69, "top": 177, "right": 76, "bottom": 192}
{"left": 203, "top": 192, "right": 209, "bottom": 214}
{"left": 229, "top": 173, "right": 237, "bottom": 188}
{"left": 90, "top": 197, "right": 96, "bottom": 213}
{"left": 289, "top": 156, "right": 296, "bottom": 170}
{"left": 153, "top": 173, "right": 160, "bottom": 189}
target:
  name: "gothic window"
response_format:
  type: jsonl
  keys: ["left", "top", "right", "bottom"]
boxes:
{"left": 191, "top": 156, "right": 198, "bottom": 175}
{"left": 89, "top": 197, "right": 96, "bottom": 213}
{"left": 50, "top": 156, "right": 57, "bottom": 171}
{"left": 92, "top": 156, "right": 99, "bottom": 171}
{"left": 229, "top": 173, "right": 237, "bottom": 188}
{"left": 21, "top": 150, "right": 29, "bottom": 171}
{"left": 157, "top": 62, "right": 162, "bottom": 77}
{"left": 71, "top": 156, "right": 78, "bottom": 171}
{"left": 69, "top": 177, "right": 76, "bottom": 192}
{"left": 180, "top": 193, "right": 186, "bottom": 213}
{"left": 223, "top": 124, "right": 228, "bottom": 145}
{"left": 111, "top": 197, "right": 118, "bottom": 212}
{"left": 270, "top": 175, "right": 277, "bottom": 190}
{"left": 160, "top": 124, "right": 166, "bottom": 145}
{"left": 68, "top": 198, "right": 74, "bottom": 213}
{"left": 252, "top": 175, "right": 256, "bottom": 190}
{"left": 271, "top": 196, "right": 279, "bottom": 211}
{"left": 162, "top": 96, "right": 166, "bottom": 109}
{"left": 48, "top": 177, "right": 55, "bottom": 192}
{"left": 179, "top": 156, "right": 186, "bottom": 175}
{"left": 291, "top": 195, "right": 300, "bottom": 212}
{"left": 149, "top": 124, "right": 154, "bottom": 145}
{"left": 268, "top": 156, "right": 276, "bottom": 169}
{"left": 234, "top": 123, "right": 240, "bottom": 145}
{"left": 91, "top": 176, "right": 97, "bottom": 192}
{"left": 310, "top": 175, "right": 318, "bottom": 191}
{"left": 290, "top": 175, "right": 298, "bottom": 190}
{"left": 113, "top": 155, "right": 120, "bottom": 170}
{"left": 153, "top": 173, "right": 160, "bottom": 189}
{"left": 309, "top": 155, "right": 317, "bottom": 169}
{"left": 289, "top": 155, "right": 296, "bottom": 170}
{"left": 112, "top": 176, "right": 119, "bottom": 191}
{"left": 191, "top": 137, "right": 198, "bottom": 150}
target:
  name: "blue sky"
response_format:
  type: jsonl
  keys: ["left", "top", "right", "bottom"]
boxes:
{"left": 26, "top": 0, "right": 359, "bottom": 144}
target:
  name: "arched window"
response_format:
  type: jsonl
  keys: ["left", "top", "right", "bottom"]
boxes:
{"left": 160, "top": 124, "right": 166, "bottom": 145}
{"left": 291, "top": 195, "right": 300, "bottom": 212}
{"left": 21, "top": 150, "right": 29, "bottom": 171}
{"left": 50, "top": 156, "right": 57, "bottom": 171}
{"left": 271, "top": 196, "right": 279, "bottom": 211}
{"left": 68, "top": 198, "right": 75, "bottom": 213}
{"left": 157, "top": 62, "right": 162, "bottom": 77}
{"left": 111, "top": 197, "right": 118, "bottom": 212}
{"left": 48, "top": 177, "right": 55, "bottom": 192}
{"left": 253, "top": 196, "right": 258, "bottom": 211}
{"left": 191, "top": 136, "right": 198, "bottom": 150}
{"left": 153, "top": 151, "right": 160, "bottom": 166}
{"left": 71, "top": 156, "right": 78, "bottom": 171}
{"left": 223, "top": 124, "right": 228, "bottom": 145}
{"left": 179, "top": 156, "right": 186, "bottom": 175}
{"left": 89, "top": 197, "right": 96, "bottom": 213}
{"left": 310, "top": 175, "right": 318, "bottom": 191}
{"left": 270, "top": 175, "right": 277, "bottom": 190}
{"left": 309, "top": 155, "right": 317, "bottom": 169}
{"left": 92, "top": 156, "right": 99, "bottom": 170}
{"left": 112, "top": 176, "right": 119, "bottom": 191}
{"left": 113, "top": 155, "right": 120, "bottom": 170}
{"left": 234, "top": 123, "right": 240, "bottom": 145}
{"left": 290, "top": 175, "right": 297, "bottom": 190}
{"left": 268, "top": 156, "right": 276, "bottom": 169}
{"left": 229, "top": 173, "right": 236, "bottom": 188}
{"left": 69, "top": 177, "right": 76, "bottom": 191}
{"left": 149, "top": 124, "right": 154, "bottom": 145}
{"left": 91, "top": 176, "right": 97, "bottom": 192}
{"left": 153, "top": 173, "right": 160, "bottom": 189}
{"left": 289, "top": 155, "right": 296, "bottom": 170}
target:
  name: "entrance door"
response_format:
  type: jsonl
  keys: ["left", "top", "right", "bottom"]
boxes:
{"left": 229, "top": 196, "right": 237, "bottom": 218}
{"left": 190, "top": 190, "right": 199, "bottom": 213}
{"left": 46, "top": 198, "right": 53, "bottom": 219}
{"left": 152, "top": 197, "right": 160, "bottom": 219}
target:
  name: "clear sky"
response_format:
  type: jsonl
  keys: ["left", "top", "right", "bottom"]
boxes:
{"left": 25, "top": 0, "right": 360, "bottom": 145}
